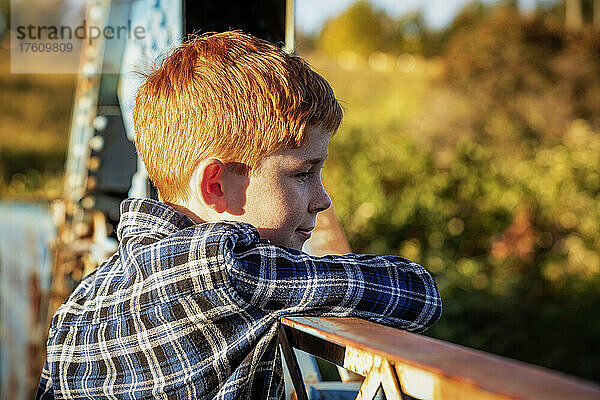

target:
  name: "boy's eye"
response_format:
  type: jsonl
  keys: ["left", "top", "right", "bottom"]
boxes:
{"left": 296, "top": 171, "right": 315, "bottom": 181}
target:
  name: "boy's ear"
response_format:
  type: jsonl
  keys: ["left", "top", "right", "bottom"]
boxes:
{"left": 197, "top": 159, "right": 227, "bottom": 213}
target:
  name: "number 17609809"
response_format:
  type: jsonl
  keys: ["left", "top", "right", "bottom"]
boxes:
{"left": 19, "top": 42, "right": 73, "bottom": 53}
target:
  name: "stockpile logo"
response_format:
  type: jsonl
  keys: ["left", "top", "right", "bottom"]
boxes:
{"left": 10, "top": 0, "right": 145, "bottom": 74}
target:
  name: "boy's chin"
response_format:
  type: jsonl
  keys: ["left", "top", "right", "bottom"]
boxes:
{"left": 273, "top": 238, "right": 304, "bottom": 250}
{"left": 275, "top": 235, "right": 307, "bottom": 251}
{"left": 288, "top": 241, "right": 305, "bottom": 251}
{"left": 288, "top": 233, "right": 310, "bottom": 250}
{"left": 257, "top": 229, "right": 305, "bottom": 250}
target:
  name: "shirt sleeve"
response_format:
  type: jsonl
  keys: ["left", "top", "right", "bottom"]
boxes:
{"left": 226, "top": 241, "right": 442, "bottom": 333}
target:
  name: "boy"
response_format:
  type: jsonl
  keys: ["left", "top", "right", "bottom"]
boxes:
{"left": 38, "top": 31, "right": 442, "bottom": 399}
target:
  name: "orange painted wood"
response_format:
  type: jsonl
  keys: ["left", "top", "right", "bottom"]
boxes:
{"left": 303, "top": 206, "right": 352, "bottom": 256}
{"left": 281, "top": 316, "right": 600, "bottom": 400}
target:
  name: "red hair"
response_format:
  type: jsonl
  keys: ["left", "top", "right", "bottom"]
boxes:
{"left": 133, "top": 31, "right": 343, "bottom": 202}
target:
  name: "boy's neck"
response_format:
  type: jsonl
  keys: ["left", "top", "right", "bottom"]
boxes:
{"left": 165, "top": 202, "right": 207, "bottom": 224}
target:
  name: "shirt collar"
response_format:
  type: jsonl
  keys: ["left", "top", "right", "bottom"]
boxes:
{"left": 117, "top": 198, "right": 196, "bottom": 241}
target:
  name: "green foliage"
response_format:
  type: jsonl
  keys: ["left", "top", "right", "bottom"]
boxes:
{"left": 315, "top": 1, "right": 441, "bottom": 57}
{"left": 313, "top": 2, "right": 600, "bottom": 381}
{"left": 318, "top": 1, "right": 386, "bottom": 57}
{"left": 0, "top": 57, "right": 74, "bottom": 199}
{"left": 443, "top": 5, "right": 600, "bottom": 143}
{"left": 324, "top": 112, "right": 600, "bottom": 381}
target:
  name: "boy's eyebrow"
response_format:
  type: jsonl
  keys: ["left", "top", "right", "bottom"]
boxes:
{"left": 296, "top": 157, "right": 327, "bottom": 167}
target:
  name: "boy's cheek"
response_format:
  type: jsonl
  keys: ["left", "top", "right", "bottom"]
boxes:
{"left": 225, "top": 174, "right": 250, "bottom": 215}
{"left": 256, "top": 227, "right": 292, "bottom": 248}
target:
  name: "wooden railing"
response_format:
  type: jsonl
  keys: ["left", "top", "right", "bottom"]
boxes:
{"left": 279, "top": 316, "right": 600, "bottom": 400}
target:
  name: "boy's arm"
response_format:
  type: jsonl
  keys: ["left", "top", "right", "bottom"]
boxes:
{"left": 36, "top": 360, "right": 55, "bottom": 399}
{"left": 227, "top": 242, "right": 442, "bottom": 333}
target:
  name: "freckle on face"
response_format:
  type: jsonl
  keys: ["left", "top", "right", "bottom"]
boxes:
{"left": 235, "top": 126, "right": 331, "bottom": 249}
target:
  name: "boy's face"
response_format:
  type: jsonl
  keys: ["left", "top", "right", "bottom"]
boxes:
{"left": 238, "top": 125, "right": 332, "bottom": 249}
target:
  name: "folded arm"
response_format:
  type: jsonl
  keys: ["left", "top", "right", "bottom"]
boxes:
{"left": 227, "top": 242, "right": 442, "bottom": 333}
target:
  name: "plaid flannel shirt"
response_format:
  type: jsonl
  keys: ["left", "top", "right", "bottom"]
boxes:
{"left": 37, "top": 198, "right": 442, "bottom": 399}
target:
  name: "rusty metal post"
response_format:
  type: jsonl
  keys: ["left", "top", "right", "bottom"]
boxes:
{"left": 279, "top": 325, "right": 309, "bottom": 400}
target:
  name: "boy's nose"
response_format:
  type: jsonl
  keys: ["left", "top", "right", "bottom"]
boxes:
{"left": 310, "top": 181, "right": 332, "bottom": 214}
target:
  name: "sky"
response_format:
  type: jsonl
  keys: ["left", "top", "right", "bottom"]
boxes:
{"left": 295, "top": 0, "right": 542, "bottom": 34}
{"left": 0, "top": 0, "right": 545, "bottom": 40}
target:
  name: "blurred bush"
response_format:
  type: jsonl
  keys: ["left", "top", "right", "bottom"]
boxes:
{"left": 309, "top": 1, "right": 600, "bottom": 381}
{"left": 315, "top": 0, "right": 444, "bottom": 57}
{"left": 0, "top": 47, "right": 74, "bottom": 200}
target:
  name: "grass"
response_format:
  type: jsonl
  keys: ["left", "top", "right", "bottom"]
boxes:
{"left": 0, "top": 43, "right": 76, "bottom": 200}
